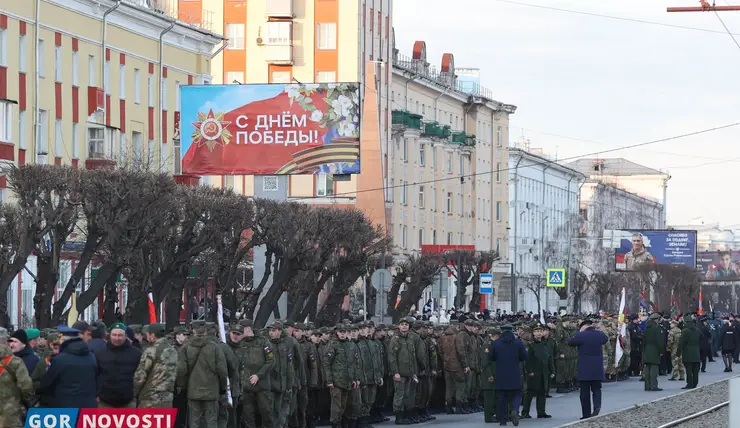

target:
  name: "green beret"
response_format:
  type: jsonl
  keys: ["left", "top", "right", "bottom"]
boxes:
{"left": 148, "top": 323, "right": 166, "bottom": 337}
{"left": 25, "top": 328, "right": 40, "bottom": 340}
{"left": 109, "top": 322, "right": 127, "bottom": 332}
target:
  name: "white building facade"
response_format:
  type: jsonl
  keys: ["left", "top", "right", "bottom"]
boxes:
{"left": 507, "top": 148, "right": 585, "bottom": 314}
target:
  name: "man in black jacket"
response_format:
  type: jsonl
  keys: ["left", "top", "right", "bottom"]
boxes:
{"left": 697, "top": 316, "right": 712, "bottom": 372}
{"left": 9, "top": 329, "right": 39, "bottom": 374}
{"left": 38, "top": 325, "right": 98, "bottom": 408}
{"left": 95, "top": 322, "right": 142, "bottom": 408}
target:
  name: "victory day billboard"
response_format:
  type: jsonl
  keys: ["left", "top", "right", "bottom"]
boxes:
{"left": 614, "top": 230, "right": 697, "bottom": 272}
{"left": 697, "top": 251, "right": 740, "bottom": 281}
{"left": 180, "top": 83, "right": 361, "bottom": 176}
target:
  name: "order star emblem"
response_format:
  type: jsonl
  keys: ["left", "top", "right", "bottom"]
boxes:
{"left": 191, "top": 109, "right": 233, "bottom": 151}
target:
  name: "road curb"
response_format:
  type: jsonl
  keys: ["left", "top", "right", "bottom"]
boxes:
{"left": 553, "top": 374, "right": 740, "bottom": 428}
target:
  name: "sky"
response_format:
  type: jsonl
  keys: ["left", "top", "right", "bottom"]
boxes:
{"left": 393, "top": 0, "right": 740, "bottom": 227}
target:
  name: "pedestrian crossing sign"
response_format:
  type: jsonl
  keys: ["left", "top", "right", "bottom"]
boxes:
{"left": 546, "top": 268, "right": 565, "bottom": 287}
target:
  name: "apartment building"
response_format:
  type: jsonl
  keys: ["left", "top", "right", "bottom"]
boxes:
{"left": 0, "top": 0, "right": 222, "bottom": 327}
{"left": 160, "top": 0, "right": 392, "bottom": 213}
{"left": 389, "top": 39, "right": 516, "bottom": 254}
{"left": 506, "top": 146, "right": 585, "bottom": 313}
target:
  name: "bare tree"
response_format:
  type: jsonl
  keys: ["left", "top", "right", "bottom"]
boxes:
{"left": 443, "top": 250, "right": 499, "bottom": 313}
{"left": 589, "top": 272, "right": 630, "bottom": 312}
{"left": 0, "top": 204, "right": 24, "bottom": 328}
{"left": 386, "top": 254, "right": 442, "bottom": 323}
{"left": 8, "top": 165, "right": 82, "bottom": 328}
{"left": 523, "top": 275, "right": 544, "bottom": 316}
{"left": 637, "top": 263, "right": 701, "bottom": 313}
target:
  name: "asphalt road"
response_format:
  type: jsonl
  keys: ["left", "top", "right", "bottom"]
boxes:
{"left": 378, "top": 358, "right": 737, "bottom": 427}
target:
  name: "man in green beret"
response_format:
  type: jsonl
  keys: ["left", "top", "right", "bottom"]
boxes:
{"left": 134, "top": 323, "right": 178, "bottom": 408}
{"left": 97, "top": 322, "right": 143, "bottom": 408}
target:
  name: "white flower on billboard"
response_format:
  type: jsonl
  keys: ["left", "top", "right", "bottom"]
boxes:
{"left": 285, "top": 83, "right": 361, "bottom": 139}
{"left": 310, "top": 109, "right": 324, "bottom": 123}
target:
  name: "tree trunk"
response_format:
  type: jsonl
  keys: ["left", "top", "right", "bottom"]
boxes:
{"left": 102, "top": 269, "right": 120, "bottom": 326}
{"left": 297, "top": 292, "right": 319, "bottom": 323}
{"left": 125, "top": 286, "right": 148, "bottom": 324}
{"left": 469, "top": 275, "right": 481, "bottom": 313}
{"left": 76, "top": 263, "right": 118, "bottom": 313}
{"left": 254, "top": 284, "right": 284, "bottom": 328}
{"left": 0, "top": 293, "right": 10, "bottom": 328}
{"left": 165, "top": 278, "right": 186, "bottom": 330}
{"left": 34, "top": 254, "right": 57, "bottom": 329}
{"left": 315, "top": 291, "right": 344, "bottom": 327}
{"left": 51, "top": 233, "right": 100, "bottom": 323}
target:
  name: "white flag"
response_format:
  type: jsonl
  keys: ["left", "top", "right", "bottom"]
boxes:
{"left": 216, "top": 294, "right": 233, "bottom": 406}
{"left": 615, "top": 287, "right": 627, "bottom": 368}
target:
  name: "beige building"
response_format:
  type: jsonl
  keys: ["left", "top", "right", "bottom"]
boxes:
{"left": 153, "top": 0, "right": 391, "bottom": 221}
{"left": 389, "top": 39, "right": 515, "bottom": 255}
{"left": 0, "top": 0, "right": 223, "bottom": 186}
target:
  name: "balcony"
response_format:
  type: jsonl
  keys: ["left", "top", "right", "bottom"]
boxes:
{"left": 421, "top": 121, "right": 445, "bottom": 138}
{"left": 266, "top": 0, "right": 294, "bottom": 18}
{"left": 452, "top": 132, "right": 476, "bottom": 147}
{"left": 264, "top": 44, "right": 293, "bottom": 65}
{"left": 391, "top": 110, "right": 422, "bottom": 129}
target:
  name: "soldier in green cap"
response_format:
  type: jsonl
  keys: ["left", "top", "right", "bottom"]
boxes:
{"left": 679, "top": 313, "right": 701, "bottom": 389}
{"left": 520, "top": 324, "right": 553, "bottom": 419}
{"left": 455, "top": 319, "right": 477, "bottom": 413}
{"left": 388, "top": 317, "right": 419, "bottom": 424}
{"left": 481, "top": 327, "right": 500, "bottom": 423}
{"left": 134, "top": 323, "right": 178, "bottom": 408}
{"left": 129, "top": 324, "right": 144, "bottom": 350}
{"left": 237, "top": 319, "right": 275, "bottom": 428}
{"left": 267, "top": 321, "right": 293, "bottom": 428}
{"left": 325, "top": 324, "right": 359, "bottom": 428}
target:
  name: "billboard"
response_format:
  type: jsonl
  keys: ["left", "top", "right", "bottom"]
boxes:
{"left": 614, "top": 230, "right": 697, "bottom": 271}
{"left": 697, "top": 251, "right": 740, "bottom": 281}
{"left": 180, "top": 83, "right": 361, "bottom": 176}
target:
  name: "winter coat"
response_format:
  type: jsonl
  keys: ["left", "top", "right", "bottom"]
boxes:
{"left": 87, "top": 338, "right": 107, "bottom": 354}
{"left": 95, "top": 339, "right": 143, "bottom": 406}
{"left": 388, "top": 332, "right": 418, "bottom": 377}
{"left": 642, "top": 320, "right": 665, "bottom": 365}
{"left": 237, "top": 335, "right": 274, "bottom": 392}
{"left": 679, "top": 321, "right": 701, "bottom": 363}
{"left": 14, "top": 345, "right": 40, "bottom": 375}
{"left": 38, "top": 337, "right": 98, "bottom": 408}
{"left": 176, "top": 334, "right": 228, "bottom": 400}
{"left": 0, "top": 344, "right": 35, "bottom": 428}
{"left": 720, "top": 323, "right": 738, "bottom": 352}
{"left": 568, "top": 328, "right": 608, "bottom": 382}
{"left": 439, "top": 327, "right": 463, "bottom": 373}
{"left": 489, "top": 331, "right": 527, "bottom": 390}
{"left": 525, "top": 339, "right": 554, "bottom": 391}
{"left": 698, "top": 323, "right": 712, "bottom": 351}
{"left": 325, "top": 338, "right": 357, "bottom": 390}
{"left": 269, "top": 336, "right": 295, "bottom": 393}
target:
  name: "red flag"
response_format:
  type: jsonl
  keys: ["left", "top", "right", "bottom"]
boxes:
{"left": 698, "top": 288, "right": 703, "bottom": 315}
{"left": 148, "top": 292, "right": 157, "bottom": 324}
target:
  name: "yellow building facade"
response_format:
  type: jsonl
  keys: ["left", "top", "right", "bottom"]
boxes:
{"left": 0, "top": 0, "right": 223, "bottom": 191}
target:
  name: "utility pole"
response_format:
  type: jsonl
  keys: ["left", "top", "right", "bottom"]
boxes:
{"left": 667, "top": 1, "right": 740, "bottom": 12}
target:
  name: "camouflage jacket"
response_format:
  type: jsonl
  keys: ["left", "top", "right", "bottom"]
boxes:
{"left": 0, "top": 344, "right": 35, "bottom": 428}
{"left": 454, "top": 329, "right": 476, "bottom": 371}
{"left": 325, "top": 339, "right": 358, "bottom": 390}
{"left": 356, "top": 337, "right": 374, "bottom": 386}
{"left": 299, "top": 339, "right": 319, "bottom": 389}
{"left": 667, "top": 326, "right": 682, "bottom": 355}
{"left": 388, "top": 332, "right": 418, "bottom": 377}
{"left": 133, "top": 337, "right": 178, "bottom": 404}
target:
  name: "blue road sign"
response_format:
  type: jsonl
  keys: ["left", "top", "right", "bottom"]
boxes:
{"left": 480, "top": 273, "right": 493, "bottom": 295}
{"left": 546, "top": 268, "right": 565, "bottom": 287}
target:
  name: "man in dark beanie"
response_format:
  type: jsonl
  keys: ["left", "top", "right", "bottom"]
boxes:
{"left": 9, "top": 329, "right": 40, "bottom": 374}
{"left": 88, "top": 321, "right": 107, "bottom": 353}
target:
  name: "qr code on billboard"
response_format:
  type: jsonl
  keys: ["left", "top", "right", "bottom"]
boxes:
{"left": 263, "top": 176, "right": 279, "bottom": 192}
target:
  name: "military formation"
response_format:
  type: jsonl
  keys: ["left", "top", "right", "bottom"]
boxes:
{"left": 0, "top": 309, "right": 726, "bottom": 428}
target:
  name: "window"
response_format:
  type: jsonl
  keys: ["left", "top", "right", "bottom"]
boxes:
{"left": 266, "top": 22, "right": 292, "bottom": 45}
{"left": 134, "top": 69, "right": 140, "bottom": 104}
{"left": 176, "top": 81, "right": 181, "bottom": 111}
{"left": 88, "top": 55, "right": 95, "bottom": 86}
{"left": 418, "top": 185, "right": 425, "bottom": 208}
{"left": 0, "top": 102, "right": 11, "bottom": 142}
{"left": 104, "top": 60, "right": 110, "bottom": 94}
{"left": 174, "top": 138, "right": 181, "bottom": 175}
{"left": 71, "top": 51, "right": 78, "bottom": 86}
{"left": 316, "top": 23, "right": 337, "bottom": 49}
{"left": 389, "top": 179, "right": 394, "bottom": 202}
{"left": 447, "top": 152, "right": 452, "bottom": 173}
{"left": 38, "top": 40, "right": 45, "bottom": 77}
{"left": 119, "top": 65, "right": 125, "bottom": 99}
{"left": 38, "top": 110, "right": 48, "bottom": 154}
{"left": 54, "top": 45, "right": 62, "bottom": 82}
{"left": 421, "top": 104, "right": 425, "bottom": 115}
{"left": 431, "top": 146, "right": 436, "bottom": 167}
{"left": 496, "top": 238, "right": 502, "bottom": 254}
{"left": 400, "top": 181, "right": 408, "bottom": 205}
{"left": 459, "top": 155, "right": 465, "bottom": 176}
{"left": 18, "top": 35, "right": 26, "bottom": 72}
{"left": 496, "top": 201, "right": 502, "bottom": 221}
{"left": 496, "top": 162, "right": 502, "bottom": 183}
{"left": 418, "top": 229, "right": 424, "bottom": 249}
{"left": 226, "top": 71, "right": 244, "bottom": 84}
{"left": 19, "top": 111, "right": 26, "bottom": 149}
{"left": 161, "top": 141, "right": 168, "bottom": 172}
{"left": 271, "top": 71, "right": 291, "bottom": 84}
{"left": 119, "top": 130, "right": 126, "bottom": 161}
{"left": 161, "top": 77, "right": 167, "bottom": 110}
{"left": 418, "top": 144, "right": 425, "bottom": 166}
{"left": 432, "top": 230, "right": 437, "bottom": 245}
{"left": 316, "top": 71, "right": 336, "bottom": 83}
{"left": 223, "top": 175, "right": 235, "bottom": 188}
{"left": 87, "top": 126, "right": 105, "bottom": 159}
{"left": 55, "top": 120, "right": 62, "bottom": 157}
{"left": 132, "top": 131, "right": 143, "bottom": 167}
{"left": 446, "top": 192, "right": 452, "bottom": 213}
{"left": 431, "top": 188, "right": 436, "bottom": 211}
{"left": 148, "top": 74, "right": 154, "bottom": 107}
{"left": 401, "top": 225, "right": 408, "bottom": 249}
{"left": 402, "top": 138, "right": 408, "bottom": 162}
{"left": 226, "top": 23, "right": 245, "bottom": 50}
{"left": 316, "top": 174, "right": 334, "bottom": 196}
{"left": 496, "top": 125, "right": 502, "bottom": 147}
{"left": 71, "top": 123, "right": 78, "bottom": 158}
{"left": 447, "top": 232, "right": 452, "bottom": 245}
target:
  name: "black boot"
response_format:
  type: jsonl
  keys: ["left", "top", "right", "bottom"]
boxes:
{"left": 394, "top": 412, "right": 406, "bottom": 425}
{"left": 424, "top": 408, "right": 436, "bottom": 421}
{"left": 446, "top": 404, "right": 455, "bottom": 414}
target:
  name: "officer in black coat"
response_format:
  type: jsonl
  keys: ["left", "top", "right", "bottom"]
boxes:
{"left": 697, "top": 315, "right": 712, "bottom": 372}
{"left": 627, "top": 315, "right": 642, "bottom": 377}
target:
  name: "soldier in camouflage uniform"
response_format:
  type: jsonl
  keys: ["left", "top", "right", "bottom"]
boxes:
{"left": 421, "top": 322, "right": 438, "bottom": 420}
{"left": 455, "top": 320, "right": 477, "bottom": 413}
{"left": 237, "top": 319, "right": 274, "bottom": 428}
{"left": 389, "top": 317, "right": 419, "bottom": 425}
{"left": 0, "top": 327, "right": 34, "bottom": 428}
{"left": 410, "top": 321, "right": 431, "bottom": 422}
{"left": 617, "top": 319, "right": 631, "bottom": 380}
{"left": 357, "top": 321, "right": 379, "bottom": 428}
{"left": 268, "top": 321, "right": 294, "bottom": 428}
{"left": 296, "top": 323, "right": 318, "bottom": 428}
{"left": 371, "top": 325, "right": 390, "bottom": 423}
{"left": 134, "top": 323, "right": 178, "bottom": 408}
{"left": 668, "top": 320, "right": 685, "bottom": 381}
{"left": 30, "top": 330, "right": 59, "bottom": 393}
{"left": 326, "top": 324, "right": 360, "bottom": 428}
{"left": 599, "top": 320, "right": 616, "bottom": 381}
{"left": 285, "top": 321, "right": 308, "bottom": 428}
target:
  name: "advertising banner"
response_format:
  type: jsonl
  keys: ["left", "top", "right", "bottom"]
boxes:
{"left": 697, "top": 251, "right": 740, "bottom": 281}
{"left": 614, "top": 230, "right": 697, "bottom": 271}
{"left": 180, "top": 83, "right": 361, "bottom": 176}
